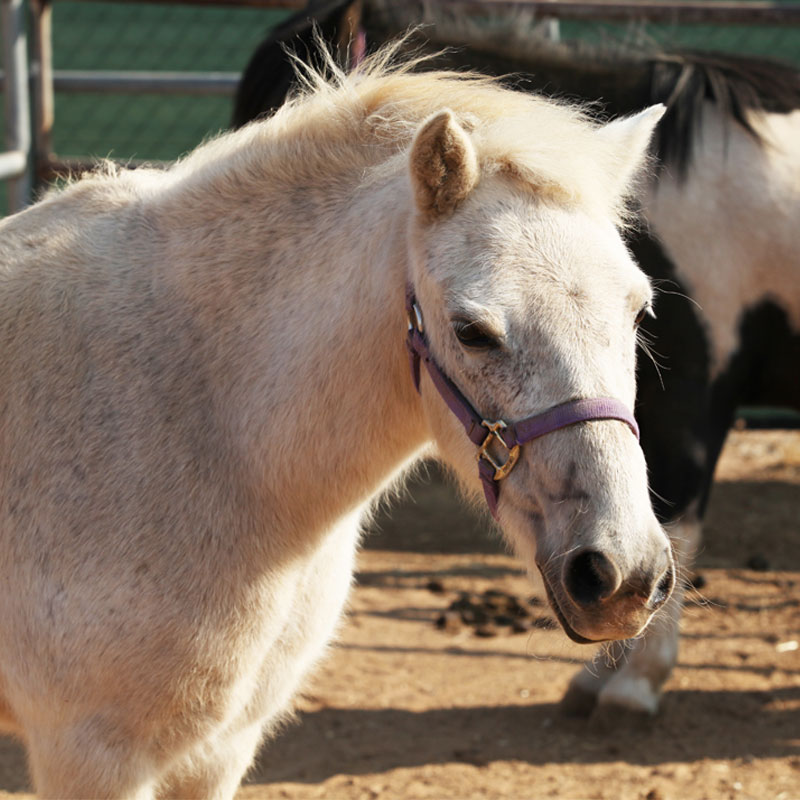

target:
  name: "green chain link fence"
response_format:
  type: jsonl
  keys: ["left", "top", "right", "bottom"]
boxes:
{"left": 49, "top": 2, "right": 290, "bottom": 162}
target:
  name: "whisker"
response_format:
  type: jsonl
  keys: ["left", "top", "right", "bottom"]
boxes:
{"left": 650, "top": 278, "right": 704, "bottom": 311}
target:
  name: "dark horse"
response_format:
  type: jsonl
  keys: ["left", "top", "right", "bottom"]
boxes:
{"left": 233, "top": 0, "right": 800, "bottom": 718}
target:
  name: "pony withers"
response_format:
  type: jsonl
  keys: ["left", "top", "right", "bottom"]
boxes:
{"left": 0, "top": 48, "right": 671, "bottom": 797}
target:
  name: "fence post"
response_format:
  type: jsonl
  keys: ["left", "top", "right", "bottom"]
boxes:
{"left": 31, "top": 0, "right": 53, "bottom": 190}
{"left": 1, "top": 0, "right": 32, "bottom": 212}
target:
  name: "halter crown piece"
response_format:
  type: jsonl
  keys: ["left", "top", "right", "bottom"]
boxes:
{"left": 405, "top": 287, "right": 640, "bottom": 519}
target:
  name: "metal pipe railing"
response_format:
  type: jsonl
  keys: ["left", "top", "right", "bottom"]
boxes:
{"left": 1, "top": 0, "right": 32, "bottom": 212}
{"left": 50, "top": 70, "right": 240, "bottom": 95}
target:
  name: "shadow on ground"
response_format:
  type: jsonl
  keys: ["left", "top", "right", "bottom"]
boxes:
{"left": 246, "top": 687, "right": 800, "bottom": 786}
{"left": 1, "top": 686, "right": 797, "bottom": 794}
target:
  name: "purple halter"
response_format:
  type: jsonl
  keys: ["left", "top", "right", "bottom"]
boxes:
{"left": 405, "top": 288, "right": 640, "bottom": 519}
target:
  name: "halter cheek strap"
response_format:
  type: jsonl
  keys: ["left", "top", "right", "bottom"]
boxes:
{"left": 405, "top": 288, "right": 640, "bottom": 519}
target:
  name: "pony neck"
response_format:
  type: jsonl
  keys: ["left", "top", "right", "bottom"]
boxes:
{"left": 160, "top": 155, "right": 430, "bottom": 543}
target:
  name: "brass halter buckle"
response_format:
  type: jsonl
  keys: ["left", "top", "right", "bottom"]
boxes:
{"left": 477, "top": 420, "right": 521, "bottom": 481}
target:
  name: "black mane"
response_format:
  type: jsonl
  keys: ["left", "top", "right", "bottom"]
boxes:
{"left": 647, "top": 51, "right": 800, "bottom": 176}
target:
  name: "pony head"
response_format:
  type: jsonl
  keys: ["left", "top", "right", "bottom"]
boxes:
{"left": 406, "top": 100, "right": 674, "bottom": 644}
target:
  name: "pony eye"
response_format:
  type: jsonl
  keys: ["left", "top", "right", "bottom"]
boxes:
{"left": 453, "top": 319, "right": 498, "bottom": 350}
{"left": 634, "top": 305, "right": 653, "bottom": 328}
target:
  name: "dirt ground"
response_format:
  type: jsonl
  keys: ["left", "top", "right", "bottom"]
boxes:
{"left": 0, "top": 430, "right": 798, "bottom": 799}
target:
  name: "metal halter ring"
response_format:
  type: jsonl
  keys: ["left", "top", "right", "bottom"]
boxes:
{"left": 476, "top": 420, "right": 521, "bottom": 481}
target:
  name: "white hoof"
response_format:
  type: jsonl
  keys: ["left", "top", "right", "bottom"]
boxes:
{"left": 597, "top": 673, "right": 661, "bottom": 715}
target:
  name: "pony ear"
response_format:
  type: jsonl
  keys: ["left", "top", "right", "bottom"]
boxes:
{"left": 596, "top": 104, "right": 666, "bottom": 196}
{"left": 409, "top": 109, "right": 479, "bottom": 221}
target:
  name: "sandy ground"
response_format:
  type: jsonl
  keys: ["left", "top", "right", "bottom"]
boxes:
{"left": 1, "top": 430, "right": 798, "bottom": 799}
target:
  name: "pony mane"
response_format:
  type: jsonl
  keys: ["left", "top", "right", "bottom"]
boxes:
{"left": 203, "top": 40, "right": 641, "bottom": 225}
{"left": 56, "top": 38, "right": 642, "bottom": 227}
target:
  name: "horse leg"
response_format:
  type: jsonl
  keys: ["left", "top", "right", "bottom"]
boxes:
{"left": 562, "top": 515, "right": 701, "bottom": 717}
{"left": 158, "top": 721, "right": 265, "bottom": 800}
{"left": 26, "top": 724, "right": 157, "bottom": 800}
{"left": 155, "top": 518, "right": 361, "bottom": 800}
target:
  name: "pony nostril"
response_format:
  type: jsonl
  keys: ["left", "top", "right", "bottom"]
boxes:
{"left": 647, "top": 565, "right": 675, "bottom": 611}
{"left": 564, "top": 549, "right": 622, "bottom": 608}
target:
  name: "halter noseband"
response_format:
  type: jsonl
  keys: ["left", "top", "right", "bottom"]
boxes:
{"left": 405, "top": 288, "right": 640, "bottom": 519}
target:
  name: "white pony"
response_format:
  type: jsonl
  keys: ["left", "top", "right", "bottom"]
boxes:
{"left": 0, "top": 50, "right": 671, "bottom": 797}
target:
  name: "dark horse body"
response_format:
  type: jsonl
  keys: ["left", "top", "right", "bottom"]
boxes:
{"left": 233, "top": 0, "right": 800, "bottom": 716}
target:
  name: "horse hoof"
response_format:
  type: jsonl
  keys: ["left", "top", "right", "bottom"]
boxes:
{"left": 596, "top": 675, "right": 661, "bottom": 717}
{"left": 559, "top": 683, "right": 598, "bottom": 718}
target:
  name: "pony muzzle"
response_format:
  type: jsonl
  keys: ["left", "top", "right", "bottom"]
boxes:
{"left": 539, "top": 543, "right": 676, "bottom": 643}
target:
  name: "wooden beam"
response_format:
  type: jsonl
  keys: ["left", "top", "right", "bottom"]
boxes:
{"left": 405, "top": 1, "right": 800, "bottom": 25}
